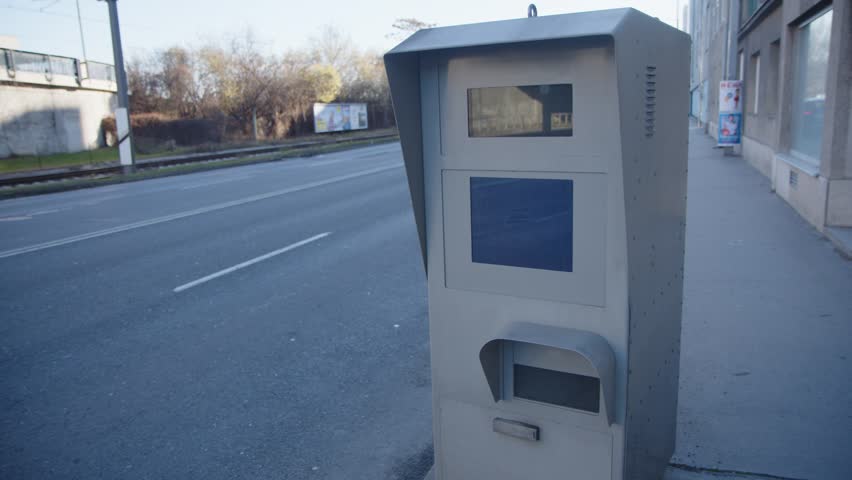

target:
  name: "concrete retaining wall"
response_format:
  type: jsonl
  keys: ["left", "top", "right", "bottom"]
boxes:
{"left": 0, "top": 84, "right": 116, "bottom": 158}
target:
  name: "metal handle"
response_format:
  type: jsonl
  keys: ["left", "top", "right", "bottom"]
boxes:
{"left": 528, "top": 3, "right": 538, "bottom": 18}
{"left": 493, "top": 417, "right": 540, "bottom": 441}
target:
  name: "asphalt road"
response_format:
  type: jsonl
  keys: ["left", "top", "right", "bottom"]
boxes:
{"left": 5, "top": 130, "right": 851, "bottom": 480}
{"left": 0, "top": 143, "right": 434, "bottom": 479}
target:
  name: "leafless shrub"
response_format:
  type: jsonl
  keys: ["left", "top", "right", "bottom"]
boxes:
{"left": 125, "top": 23, "right": 413, "bottom": 142}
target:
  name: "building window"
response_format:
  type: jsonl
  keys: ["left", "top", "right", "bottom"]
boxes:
{"left": 741, "top": 0, "right": 768, "bottom": 26}
{"left": 737, "top": 51, "right": 744, "bottom": 81}
{"left": 766, "top": 40, "right": 780, "bottom": 116}
{"left": 790, "top": 8, "right": 833, "bottom": 165}
{"left": 748, "top": 53, "right": 760, "bottom": 115}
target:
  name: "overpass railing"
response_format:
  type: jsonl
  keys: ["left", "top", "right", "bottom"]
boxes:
{"left": 1, "top": 48, "right": 116, "bottom": 92}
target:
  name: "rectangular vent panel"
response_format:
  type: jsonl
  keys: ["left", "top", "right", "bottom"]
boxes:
{"left": 645, "top": 65, "right": 656, "bottom": 137}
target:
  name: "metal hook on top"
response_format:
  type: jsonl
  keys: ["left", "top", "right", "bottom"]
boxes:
{"left": 528, "top": 4, "right": 538, "bottom": 18}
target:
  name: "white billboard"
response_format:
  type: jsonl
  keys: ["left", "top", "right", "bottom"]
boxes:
{"left": 313, "top": 103, "right": 368, "bottom": 133}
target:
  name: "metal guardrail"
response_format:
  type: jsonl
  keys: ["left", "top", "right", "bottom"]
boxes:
{"left": 0, "top": 133, "right": 399, "bottom": 188}
{"left": 1, "top": 48, "right": 115, "bottom": 86}
{"left": 11, "top": 51, "right": 50, "bottom": 75}
{"left": 86, "top": 61, "right": 115, "bottom": 82}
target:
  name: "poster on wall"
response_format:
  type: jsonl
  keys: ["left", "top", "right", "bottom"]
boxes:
{"left": 718, "top": 80, "right": 742, "bottom": 146}
{"left": 313, "top": 103, "right": 369, "bottom": 133}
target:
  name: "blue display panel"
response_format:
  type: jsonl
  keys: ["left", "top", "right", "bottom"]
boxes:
{"left": 470, "top": 177, "right": 574, "bottom": 272}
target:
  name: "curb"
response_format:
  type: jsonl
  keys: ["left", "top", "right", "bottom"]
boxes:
{"left": 666, "top": 465, "right": 805, "bottom": 480}
{"left": 422, "top": 465, "right": 802, "bottom": 480}
{"left": 0, "top": 132, "right": 399, "bottom": 187}
{"left": 825, "top": 227, "right": 852, "bottom": 260}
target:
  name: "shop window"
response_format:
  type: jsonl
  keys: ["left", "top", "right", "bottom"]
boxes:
{"left": 790, "top": 8, "right": 833, "bottom": 165}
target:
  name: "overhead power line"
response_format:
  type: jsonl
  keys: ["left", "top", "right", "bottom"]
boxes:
{"left": 0, "top": 2, "right": 163, "bottom": 31}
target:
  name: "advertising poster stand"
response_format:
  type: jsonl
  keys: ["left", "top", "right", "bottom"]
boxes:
{"left": 718, "top": 80, "right": 742, "bottom": 146}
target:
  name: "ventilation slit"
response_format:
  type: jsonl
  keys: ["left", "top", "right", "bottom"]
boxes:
{"left": 645, "top": 65, "right": 656, "bottom": 137}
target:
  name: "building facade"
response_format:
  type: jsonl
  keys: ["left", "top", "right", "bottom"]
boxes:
{"left": 691, "top": 0, "right": 851, "bottom": 238}
{"left": 0, "top": 47, "right": 117, "bottom": 158}
{"left": 690, "top": 0, "right": 739, "bottom": 134}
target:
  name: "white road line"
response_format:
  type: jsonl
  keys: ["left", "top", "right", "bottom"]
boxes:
{"left": 309, "top": 150, "right": 398, "bottom": 167}
{"left": 0, "top": 163, "right": 400, "bottom": 260}
{"left": 180, "top": 174, "right": 254, "bottom": 190}
{"left": 30, "top": 208, "right": 64, "bottom": 216}
{"left": 173, "top": 232, "right": 330, "bottom": 293}
{"left": 308, "top": 158, "right": 354, "bottom": 168}
{"left": 78, "top": 194, "right": 128, "bottom": 206}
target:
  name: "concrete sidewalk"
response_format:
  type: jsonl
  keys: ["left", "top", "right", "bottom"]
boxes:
{"left": 668, "top": 125, "right": 852, "bottom": 479}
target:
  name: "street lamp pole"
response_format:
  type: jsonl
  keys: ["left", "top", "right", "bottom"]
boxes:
{"left": 103, "top": 0, "right": 135, "bottom": 171}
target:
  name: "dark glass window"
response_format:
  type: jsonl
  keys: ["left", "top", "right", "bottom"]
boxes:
{"left": 470, "top": 177, "right": 573, "bottom": 272}
{"left": 468, "top": 84, "right": 573, "bottom": 137}
{"left": 513, "top": 364, "right": 600, "bottom": 412}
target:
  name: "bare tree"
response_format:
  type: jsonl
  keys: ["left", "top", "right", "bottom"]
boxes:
{"left": 124, "top": 25, "right": 398, "bottom": 141}
{"left": 309, "top": 25, "right": 357, "bottom": 84}
{"left": 339, "top": 51, "right": 388, "bottom": 105}
{"left": 127, "top": 55, "right": 162, "bottom": 113}
{"left": 191, "top": 45, "right": 228, "bottom": 118}
{"left": 387, "top": 18, "right": 436, "bottom": 41}
{"left": 191, "top": 32, "right": 279, "bottom": 138}
{"left": 159, "top": 47, "right": 198, "bottom": 117}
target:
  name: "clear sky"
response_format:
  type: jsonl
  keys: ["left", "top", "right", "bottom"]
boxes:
{"left": 1, "top": 0, "right": 687, "bottom": 64}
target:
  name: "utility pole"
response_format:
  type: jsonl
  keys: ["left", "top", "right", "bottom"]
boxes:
{"left": 252, "top": 107, "right": 258, "bottom": 141}
{"left": 102, "top": 0, "right": 135, "bottom": 171}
